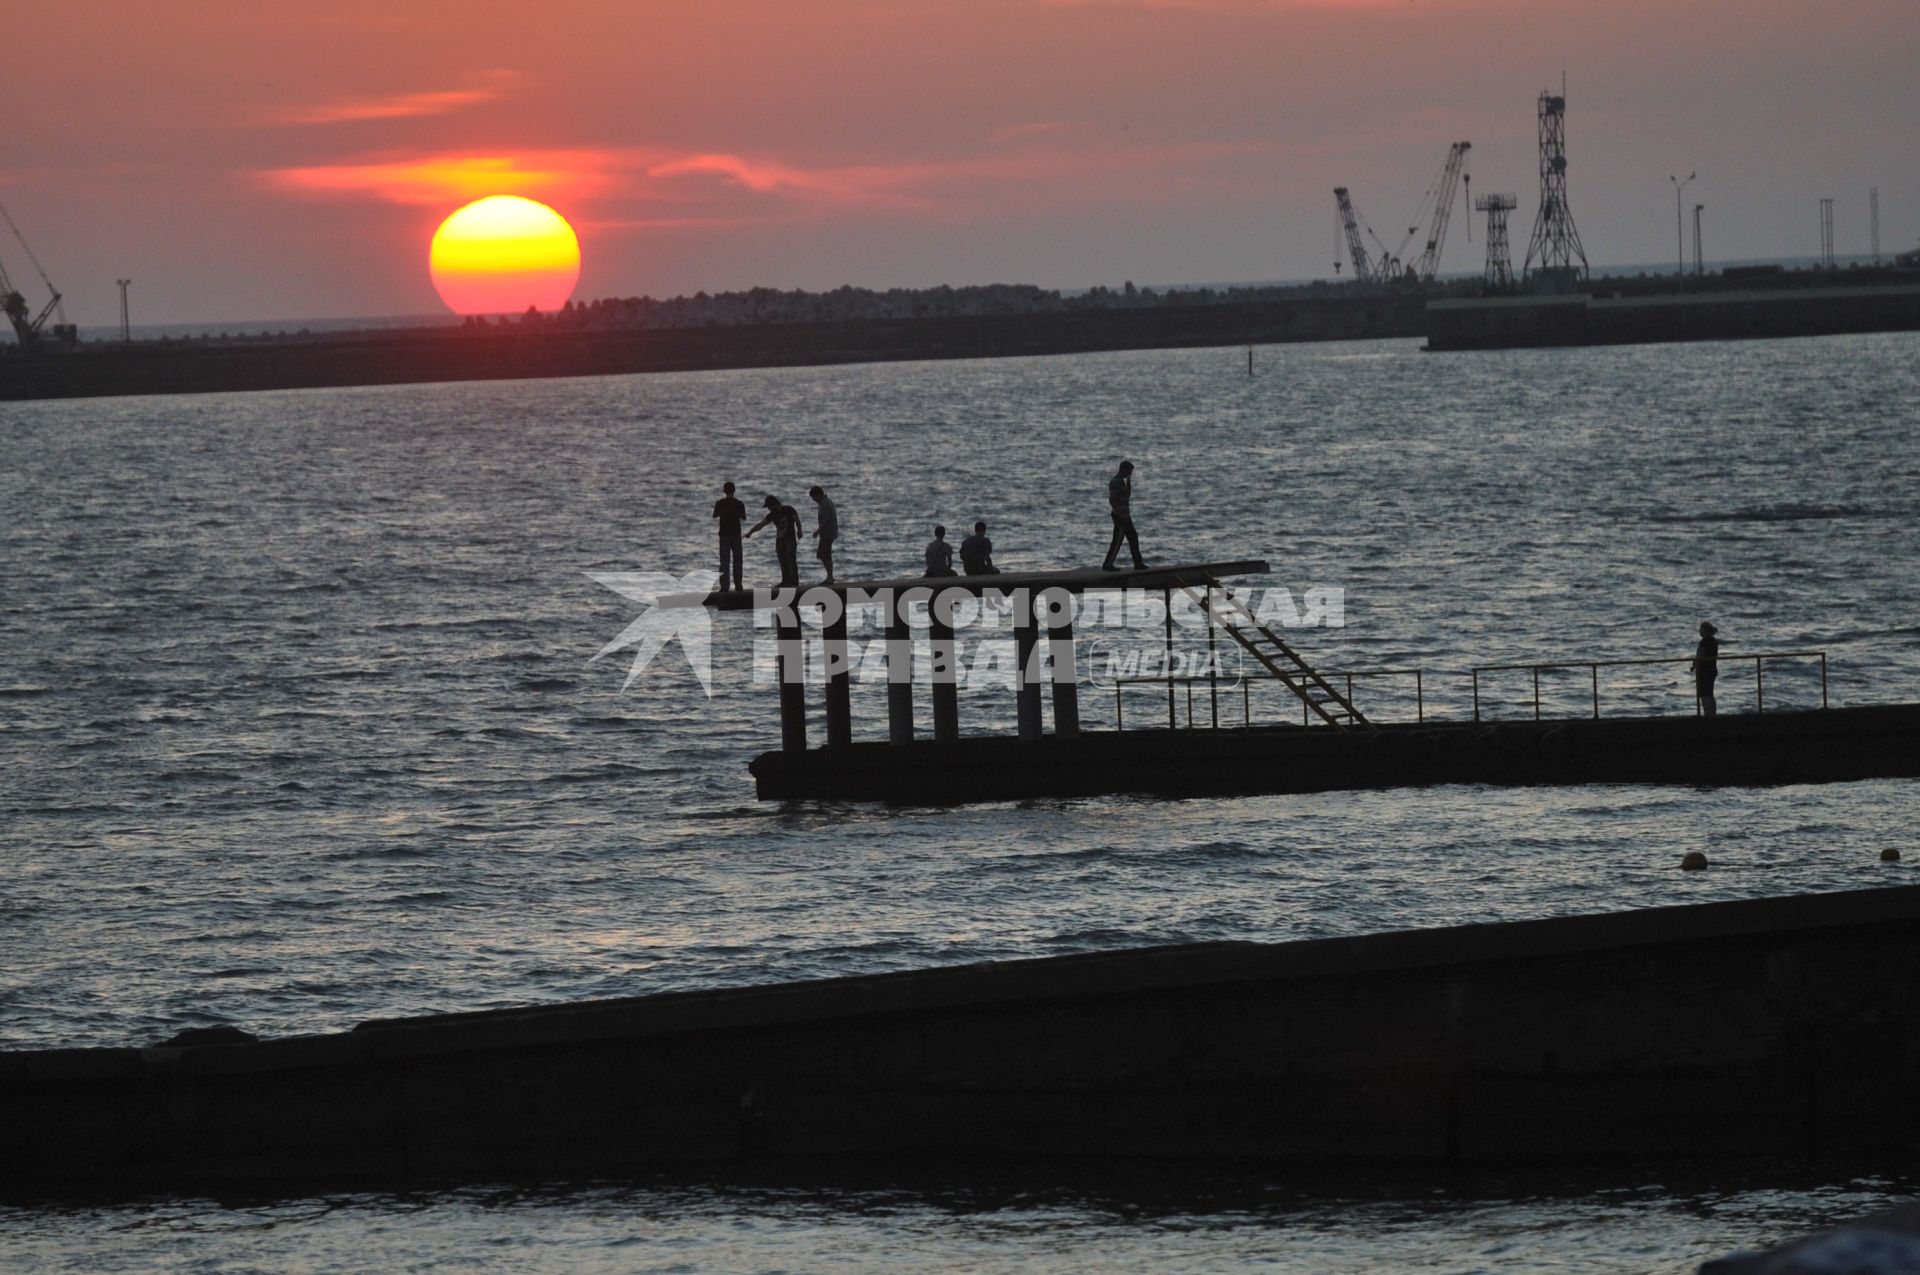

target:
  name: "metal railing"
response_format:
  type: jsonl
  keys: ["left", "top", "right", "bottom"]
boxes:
{"left": 1300, "top": 668, "right": 1424, "bottom": 726}
{"left": 1469, "top": 650, "right": 1828, "bottom": 721}
{"left": 1114, "top": 675, "right": 1251, "bottom": 731}
{"left": 1113, "top": 667, "right": 1423, "bottom": 731}
{"left": 1109, "top": 650, "right": 1830, "bottom": 730}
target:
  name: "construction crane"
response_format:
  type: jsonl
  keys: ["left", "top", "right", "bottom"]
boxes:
{"left": 1334, "top": 140, "right": 1472, "bottom": 286}
{"left": 0, "top": 200, "right": 75, "bottom": 347}
{"left": 1411, "top": 142, "right": 1471, "bottom": 281}
{"left": 1333, "top": 187, "right": 1378, "bottom": 283}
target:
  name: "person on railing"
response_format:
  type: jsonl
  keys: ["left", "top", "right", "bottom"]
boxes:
{"left": 1692, "top": 621, "right": 1721, "bottom": 716}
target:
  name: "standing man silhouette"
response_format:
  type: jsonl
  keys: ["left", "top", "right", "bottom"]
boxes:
{"left": 712, "top": 481, "right": 747, "bottom": 591}
{"left": 1692, "top": 621, "right": 1721, "bottom": 717}
{"left": 1101, "top": 460, "right": 1146, "bottom": 571}
{"left": 746, "top": 494, "right": 805, "bottom": 588}
{"left": 809, "top": 485, "right": 839, "bottom": 584}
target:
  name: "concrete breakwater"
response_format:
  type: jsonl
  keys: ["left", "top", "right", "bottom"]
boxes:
{"left": 0, "top": 295, "right": 1425, "bottom": 401}
{"left": 750, "top": 704, "right": 1920, "bottom": 803}
{"left": 1425, "top": 279, "right": 1920, "bottom": 350}
{"left": 6, "top": 884, "right": 1920, "bottom": 1193}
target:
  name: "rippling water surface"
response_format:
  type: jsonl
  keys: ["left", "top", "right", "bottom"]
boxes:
{"left": 3, "top": 332, "right": 1918, "bottom": 1270}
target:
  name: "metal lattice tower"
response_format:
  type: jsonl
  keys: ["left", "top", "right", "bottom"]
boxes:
{"left": 1522, "top": 91, "right": 1587, "bottom": 289}
{"left": 1475, "top": 193, "right": 1518, "bottom": 289}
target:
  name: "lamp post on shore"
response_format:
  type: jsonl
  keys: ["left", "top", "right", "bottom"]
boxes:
{"left": 1693, "top": 204, "right": 1705, "bottom": 276}
{"left": 116, "top": 279, "right": 131, "bottom": 343}
{"left": 1670, "top": 172, "right": 1695, "bottom": 280}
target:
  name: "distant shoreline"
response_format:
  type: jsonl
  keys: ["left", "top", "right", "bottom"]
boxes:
{"left": 0, "top": 293, "right": 1430, "bottom": 402}
{"left": 7, "top": 265, "right": 1917, "bottom": 402}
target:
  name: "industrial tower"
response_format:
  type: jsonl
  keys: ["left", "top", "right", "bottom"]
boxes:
{"left": 1522, "top": 91, "right": 1587, "bottom": 290}
{"left": 1475, "top": 193, "right": 1518, "bottom": 289}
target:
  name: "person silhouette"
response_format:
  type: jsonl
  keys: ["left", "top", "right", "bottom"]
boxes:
{"left": 1102, "top": 460, "right": 1146, "bottom": 571}
{"left": 1691, "top": 621, "right": 1721, "bottom": 717}
{"left": 746, "top": 494, "right": 804, "bottom": 588}
{"left": 925, "top": 525, "right": 956, "bottom": 577}
{"left": 809, "top": 485, "right": 839, "bottom": 584}
{"left": 959, "top": 521, "right": 998, "bottom": 575}
{"left": 712, "top": 481, "right": 747, "bottom": 591}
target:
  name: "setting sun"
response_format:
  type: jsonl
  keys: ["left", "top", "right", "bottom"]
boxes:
{"left": 428, "top": 195, "right": 581, "bottom": 315}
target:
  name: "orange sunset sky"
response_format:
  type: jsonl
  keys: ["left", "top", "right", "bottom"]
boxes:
{"left": 9, "top": 0, "right": 1917, "bottom": 325}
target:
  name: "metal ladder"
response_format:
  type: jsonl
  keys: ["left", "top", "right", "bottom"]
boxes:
{"left": 1183, "top": 583, "right": 1375, "bottom": 732}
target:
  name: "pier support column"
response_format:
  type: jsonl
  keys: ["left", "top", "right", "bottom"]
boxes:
{"left": 886, "top": 609, "right": 915, "bottom": 746}
{"left": 930, "top": 612, "right": 960, "bottom": 745}
{"left": 1050, "top": 619, "right": 1080, "bottom": 738}
{"left": 1015, "top": 613, "right": 1043, "bottom": 741}
{"left": 1165, "top": 587, "right": 1176, "bottom": 730}
{"left": 1205, "top": 586, "right": 1218, "bottom": 730}
{"left": 1041, "top": 587, "right": 1080, "bottom": 738}
{"left": 776, "top": 615, "right": 807, "bottom": 752}
{"left": 823, "top": 607, "right": 852, "bottom": 749}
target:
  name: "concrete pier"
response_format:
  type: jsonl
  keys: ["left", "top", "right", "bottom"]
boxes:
{"left": 1425, "top": 279, "right": 1920, "bottom": 351}
{"left": 677, "top": 562, "right": 1268, "bottom": 773}
{"left": 8, "top": 885, "right": 1920, "bottom": 1193}
{"left": 750, "top": 702, "right": 1920, "bottom": 803}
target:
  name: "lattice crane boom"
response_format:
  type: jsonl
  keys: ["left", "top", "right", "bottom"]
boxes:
{"left": 1413, "top": 141, "right": 1471, "bottom": 282}
{"left": 1333, "top": 188, "right": 1377, "bottom": 284}
{"left": 0, "top": 200, "right": 69, "bottom": 347}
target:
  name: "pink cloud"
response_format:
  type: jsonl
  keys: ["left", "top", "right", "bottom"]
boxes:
{"left": 258, "top": 132, "right": 1286, "bottom": 227}
{"left": 268, "top": 71, "right": 523, "bottom": 127}
{"left": 645, "top": 154, "right": 838, "bottom": 196}
{"left": 260, "top": 150, "right": 621, "bottom": 205}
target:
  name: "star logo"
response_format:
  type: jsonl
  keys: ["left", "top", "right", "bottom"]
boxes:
{"left": 588, "top": 569, "right": 719, "bottom": 695}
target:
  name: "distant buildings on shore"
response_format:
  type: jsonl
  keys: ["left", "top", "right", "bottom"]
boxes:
{"left": 460, "top": 278, "right": 1368, "bottom": 332}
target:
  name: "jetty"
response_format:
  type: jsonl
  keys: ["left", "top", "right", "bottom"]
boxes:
{"left": 1424, "top": 276, "right": 1920, "bottom": 351}
{"left": 8, "top": 884, "right": 1920, "bottom": 1193}
{"left": 661, "top": 563, "right": 1920, "bottom": 804}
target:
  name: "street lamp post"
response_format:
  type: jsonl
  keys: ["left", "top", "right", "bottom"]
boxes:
{"left": 1670, "top": 172, "right": 1695, "bottom": 279}
{"left": 1693, "top": 204, "right": 1705, "bottom": 276}
{"left": 116, "top": 278, "right": 132, "bottom": 343}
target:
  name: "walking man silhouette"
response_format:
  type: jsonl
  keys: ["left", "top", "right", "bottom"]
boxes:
{"left": 712, "top": 481, "right": 747, "bottom": 591}
{"left": 746, "top": 494, "right": 805, "bottom": 588}
{"left": 1101, "top": 460, "right": 1146, "bottom": 571}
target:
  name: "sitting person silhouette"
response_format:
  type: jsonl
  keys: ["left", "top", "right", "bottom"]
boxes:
{"left": 959, "top": 521, "right": 998, "bottom": 575}
{"left": 925, "top": 525, "right": 956, "bottom": 577}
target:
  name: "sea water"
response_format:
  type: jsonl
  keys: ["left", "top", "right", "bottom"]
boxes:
{"left": 3, "top": 333, "right": 1918, "bottom": 1271}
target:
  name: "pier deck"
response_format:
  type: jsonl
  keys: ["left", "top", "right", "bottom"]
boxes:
{"left": 662, "top": 562, "right": 1920, "bottom": 803}
{"left": 750, "top": 703, "right": 1920, "bottom": 803}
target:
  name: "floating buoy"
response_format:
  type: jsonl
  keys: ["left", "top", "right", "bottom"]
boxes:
{"left": 1882, "top": 847, "right": 1901, "bottom": 863}
{"left": 1681, "top": 851, "right": 1709, "bottom": 871}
